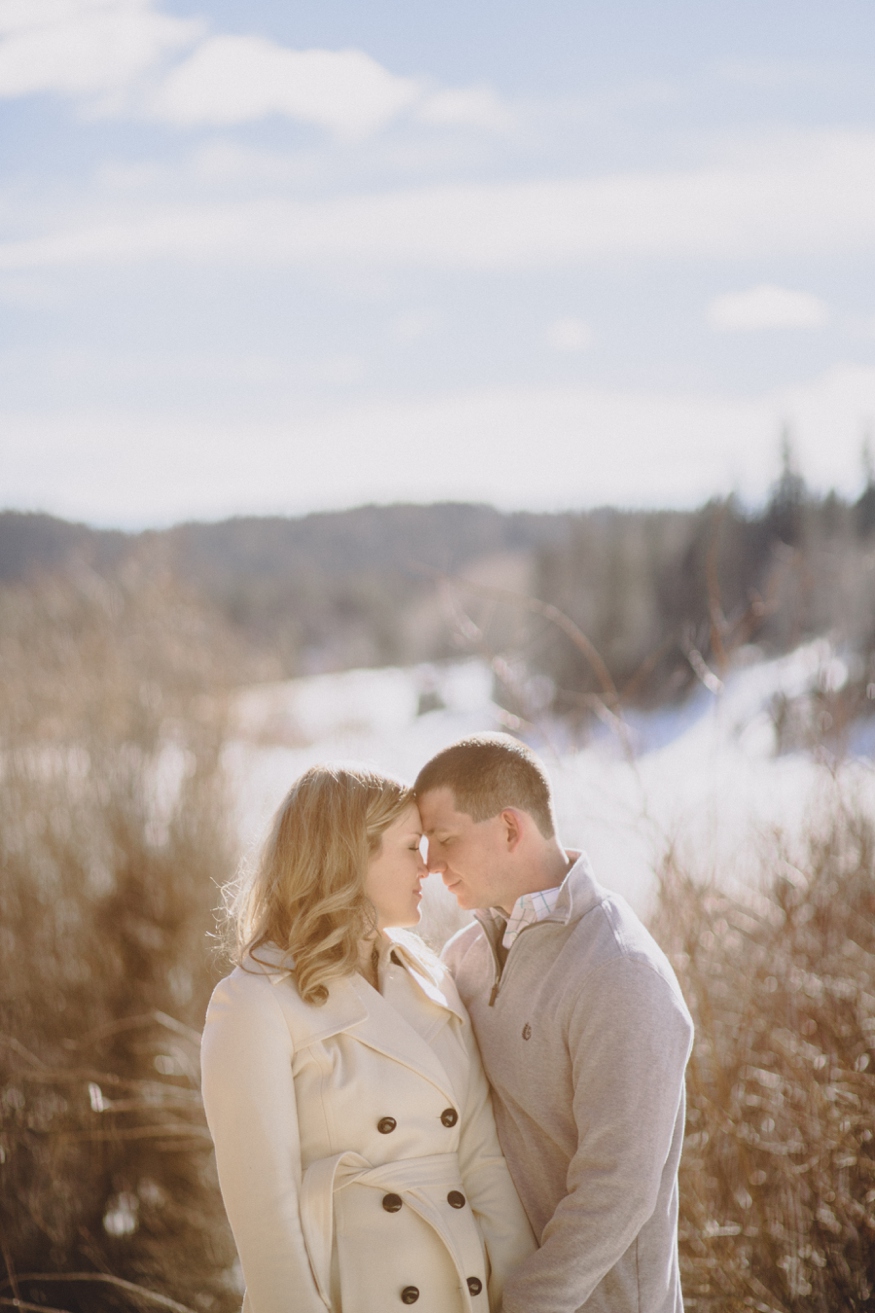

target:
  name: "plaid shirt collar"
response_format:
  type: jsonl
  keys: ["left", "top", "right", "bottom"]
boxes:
{"left": 494, "top": 885, "right": 563, "bottom": 950}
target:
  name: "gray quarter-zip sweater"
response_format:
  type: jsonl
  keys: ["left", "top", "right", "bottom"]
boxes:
{"left": 442, "top": 853, "right": 693, "bottom": 1313}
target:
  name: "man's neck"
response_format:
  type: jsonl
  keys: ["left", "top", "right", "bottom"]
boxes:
{"left": 495, "top": 842, "right": 573, "bottom": 916}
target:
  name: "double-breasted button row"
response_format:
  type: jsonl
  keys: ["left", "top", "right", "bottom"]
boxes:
{"left": 383, "top": 1190, "right": 466, "bottom": 1213}
{"left": 398, "top": 1281, "right": 479, "bottom": 1303}
{"left": 378, "top": 1108, "right": 457, "bottom": 1133}
{"left": 381, "top": 1186, "right": 462, "bottom": 1213}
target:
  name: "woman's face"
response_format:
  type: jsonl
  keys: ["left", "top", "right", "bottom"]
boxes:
{"left": 364, "top": 803, "right": 428, "bottom": 930}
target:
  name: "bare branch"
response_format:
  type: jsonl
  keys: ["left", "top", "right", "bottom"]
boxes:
{"left": 682, "top": 633, "right": 724, "bottom": 694}
{"left": 705, "top": 502, "right": 730, "bottom": 674}
{"left": 0, "top": 1300, "right": 72, "bottom": 1312}
{"left": 0, "top": 1275, "right": 196, "bottom": 1313}
{"left": 64, "top": 1011, "right": 202, "bottom": 1050}
{"left": 0, "top": 1225, "right": 20, "bottom": 1308}
{"left": 619, "top": 634, "right": 677, "bottom": 703}
{"left": 441, "top": 573, "right": 620, "bottom": 705}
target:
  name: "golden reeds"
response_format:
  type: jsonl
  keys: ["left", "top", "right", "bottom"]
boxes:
{"left": 653, "top": 806, "right": 875, "bottom": 1311}
{"left": 0, "top": 562, "right": 241, "bottom": 1312}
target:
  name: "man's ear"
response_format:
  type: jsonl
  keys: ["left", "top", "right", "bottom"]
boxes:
{"left": 500, "top": 808, "right": 524, "bottom": 852}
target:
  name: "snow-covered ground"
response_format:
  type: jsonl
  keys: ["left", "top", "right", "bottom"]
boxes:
{"left": 224, "top": 642, "right": 875, "bottom": 936}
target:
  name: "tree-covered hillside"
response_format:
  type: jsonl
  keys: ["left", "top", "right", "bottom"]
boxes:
{"left": 3, "top": 448, "right": 874, "bottom": 722}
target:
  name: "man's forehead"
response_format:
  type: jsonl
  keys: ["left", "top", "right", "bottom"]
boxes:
{"left": 417, "top": 786, "right": 472, "bottom": 830}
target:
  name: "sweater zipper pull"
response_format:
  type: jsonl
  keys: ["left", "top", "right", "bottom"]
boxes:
{"left": 488, "top": 917, "right": 505, "bottom": 1005}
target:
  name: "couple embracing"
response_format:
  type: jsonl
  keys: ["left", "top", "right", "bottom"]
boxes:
{"left": 202, "top": 734, "right": 694, "bottom": 1313}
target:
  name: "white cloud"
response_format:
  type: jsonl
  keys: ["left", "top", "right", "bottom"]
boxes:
{"left": 416, "top": 85, "right": 512, "bottom": 131}
{"left": 0, "top": 1, "right": 478, "bottom": 141}
{"left": 5, "top": 363, "right": 875, "bottom": 526}
{"left": 547, "top": 317, "right": 593, "bottom": 351}
{"left": 392, "top": 310, "right": 435, "bottom": 341}
{"left": 0, "top": 392, "right": 751, "bottom": 524}
{"left": 0, "top": 0, "right": 198, "bottom": 101}
{"left": 708, "top": 284, "right": 829, "bottom": 332}
{"left": 149, "top": 35, "right": 421, "bottom": 137}
{"left": 4, "top": 130, "right": 875, "bottom": 272}
{"left": 0, "top": 273, "right": 59, "bottom": 307}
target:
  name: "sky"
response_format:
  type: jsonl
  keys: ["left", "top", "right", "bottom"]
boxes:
{"left": 2, "top": 0, "right": 875, "bottom": 527}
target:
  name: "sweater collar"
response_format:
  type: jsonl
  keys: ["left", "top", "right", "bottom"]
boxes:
{"left": 474, "top": 850, "right": 603, "bottom": 937}
{"left": 552, "top": 850, "right": 604, "bottom": 924}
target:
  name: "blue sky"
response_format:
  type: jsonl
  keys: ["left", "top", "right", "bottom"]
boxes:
{"left": 2, "top": 0, "right": 875, "bottom": 526}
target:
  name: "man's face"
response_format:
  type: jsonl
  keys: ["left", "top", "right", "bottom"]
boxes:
{"left": 418, "top": 786, "right": 515, "bottom": 912}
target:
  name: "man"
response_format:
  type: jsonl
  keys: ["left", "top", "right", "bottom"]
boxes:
{"left": 415, "top": 733, "right": 693, "bottom": 1313}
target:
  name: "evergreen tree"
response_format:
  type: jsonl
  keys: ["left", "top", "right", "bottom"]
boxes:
{"left": 854, "top": 434, "right": 875, "bottom": 538}
{"left": 763, "top": 427, "right": 808, "bottom": 547}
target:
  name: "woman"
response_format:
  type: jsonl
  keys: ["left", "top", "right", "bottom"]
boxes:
{"left": 201, "top": 764, "right": 535, "bottom": 1313}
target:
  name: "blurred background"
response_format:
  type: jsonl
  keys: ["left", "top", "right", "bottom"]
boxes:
{"left": 2, "top": 2, "right": 875, "bottom": 1310}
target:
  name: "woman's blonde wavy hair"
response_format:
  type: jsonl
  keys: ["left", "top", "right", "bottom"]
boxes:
{"left": 230, "top": 764, "right": 414, "bottom": 1005}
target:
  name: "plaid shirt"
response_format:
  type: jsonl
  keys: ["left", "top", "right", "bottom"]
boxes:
{"left": 497, "top": 885, "right": 562, "bottom": 950}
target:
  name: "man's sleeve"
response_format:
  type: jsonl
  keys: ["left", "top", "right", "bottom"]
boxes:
{"left": 501, "top": 957, "right": 693, "bottom": 1313}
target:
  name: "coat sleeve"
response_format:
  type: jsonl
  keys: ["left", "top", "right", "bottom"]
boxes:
{"left": 500, "top": 958, "right": 693, "bottom": 1313}
{"left": 454, "top": 1009, "right": 537, "bottom": 1310}
{"left": 200, "top": 971, "right": 327, "bottom": 1313}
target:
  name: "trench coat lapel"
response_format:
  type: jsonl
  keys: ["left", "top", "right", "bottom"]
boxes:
{"left": 255, "top": 945, "right": 463, "bottom": 1106}
{"left": 345, "top": 972, "right": 461, "bottom": 1107}
{"left": 250, "top": 945, "right": 371, "bottom": 1048}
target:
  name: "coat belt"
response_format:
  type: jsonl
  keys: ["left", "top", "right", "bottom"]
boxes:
{"left": 300, "top": 1151, "right": 478, "bottom": 1312}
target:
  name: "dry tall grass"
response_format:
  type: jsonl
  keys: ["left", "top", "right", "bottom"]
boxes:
{"left": 653, "top": 803, "right": 875, "bottom": 1312}
{"left": 0, "top": 562, "right": 242, "bottom": 1313}
{"left": 3, "top": 564, "right": 874, "bottom": 1311}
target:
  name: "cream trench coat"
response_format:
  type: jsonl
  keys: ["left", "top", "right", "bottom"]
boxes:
{"left": 200, "top": 932, "right": 535, "bottom": 1313}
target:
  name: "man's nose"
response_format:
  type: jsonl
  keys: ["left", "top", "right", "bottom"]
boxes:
{"left": 426, "top": 844, "right": 446, "bottom": 873}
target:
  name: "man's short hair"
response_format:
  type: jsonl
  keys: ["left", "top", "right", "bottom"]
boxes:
{"left": 414, "top": 733, "right": 556, "bottom": 839}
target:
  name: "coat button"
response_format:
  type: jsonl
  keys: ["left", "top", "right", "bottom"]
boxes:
{"left": 467, "top": 1278, "right": 483, "bottom": 1295}
{"left": 401, "top": 1287, "right": 419, "bottom": 1304}
{"left": 382, "top": 1193, "right": 403, "bottom": 1213}
{"left": 447, "top": 1190, "right": 466, "bottom": 1209}
{"left": 440, "top": 1107, "right": 458, "bottom": 1127}
{"left": 377, "top": 1117, "right": 397, "bottom": 1134}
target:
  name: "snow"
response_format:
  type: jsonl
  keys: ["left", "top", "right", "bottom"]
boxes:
{"left": 224, "top": 642, "right": 875, "bottom": 936}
